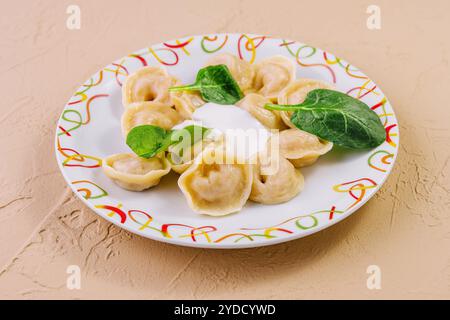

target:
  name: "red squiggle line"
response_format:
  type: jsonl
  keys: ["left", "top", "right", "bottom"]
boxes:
{"left": 349, "top": 184, "right": 364, "bottom": 200}
{"left": 296, "top": 50, "right": 336, "bottom": 83}
{"left": 128, "top": 209, "right": 152, "bottom": 221}
{"left": 190, "top": 226, "right": 217, "bottom": 242}
{"left": 329, "top": 206, "right": 336, "bottom": 220}
{"left": 371, "top": 98, "right": 386, "bottom": 110}
{"left": 160, "top": 223, "right": 216, "bottom": 242}
{"left": 129, "top": 54, "right": 148, "bottom": 66}
{"left": 335, "top": 178, "right": 377, "bottom": 188}
{"left": 237, "top": 35, "right": 265, "bottom": 63}
{"left": 80, "top": 94, "right": 109, "bottom": 125}
{"left": 149, "top": 48, "right": 179, "bottom": 66}
{"left": 58, "top": 125, "right": 71, "bottom": 136}
{"left": 358, "top": 85, "right": 377, "bottom": 99}
{"left": 57, "top": 139, "right": 102, "bottom": 168}
{"left": 247, "top": 36, "right": 265, "bottom": 49}
{"left": 112, "top": 63, "right": 129, "bottom": 86}
{"left": 333, "top": 178, "right": 377, "bottom": 209}
{"left": 161, "top": 223, "right": 193, "bottom": 238}
{"left": 277, "top": 228, "right": 292, "bottom": 234}
{"left": 68, "top": 100, "right": 82, "bottom": 106}
{"left": 68, "top": 94, "right": 86, "bottom": 106}
{"left": 163, "top": 38, "right": 193, "bottom": 49}
{"left": 96, "top": 205, "right": 127, "bottom": 223}
{"left": 266, "top": 228, "right": 293, "bottom": 235}
{"left": 57, "top": 139, "right": 80, "bottom": 159}
{"left": 62, "top": 157, "right": 101, "bottom": 168}
{"left": 385, "top": 124, "right": 397, "bottom": 147}
{"left": 346, "top": 85, "right": 377, "bottom": 99}
{"left": 323, "top": 52, "right": 340, "bottom": 65}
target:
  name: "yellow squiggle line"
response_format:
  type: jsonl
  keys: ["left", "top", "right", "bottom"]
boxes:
{"left": 240, "top": 34, "right": 256, "bottom": 64}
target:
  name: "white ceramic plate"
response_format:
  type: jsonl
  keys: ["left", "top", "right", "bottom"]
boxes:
{"left": 55, "top": 33, "right": 399, "bottom": 249}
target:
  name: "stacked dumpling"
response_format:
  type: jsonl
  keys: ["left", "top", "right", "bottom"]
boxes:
{"left": 103, "top": 66, "right": 189, "bottom": 192}
{"left": 103, "top": 53, "right": 333, "bottom": 216}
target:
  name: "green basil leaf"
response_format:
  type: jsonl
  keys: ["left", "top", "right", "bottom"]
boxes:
{"left": 169, "top": 65, "right": 243, "bottom": 105}
{"left": 168, "top": 125, "right": 210, "bottom": 156}
{"left": 178, "top": 125, "right": 210, "bottom": 143}
{"left": 155, "top": 129, "right": 176, "bottom": 154}
{"left": 126, "top": 124, "right": 210, "bottom": 159}
{"left": 265, "top": 89, "right": 386, "bottom": 149}
{"left": 126, "top": 125, "right": 168, "bottom": 158}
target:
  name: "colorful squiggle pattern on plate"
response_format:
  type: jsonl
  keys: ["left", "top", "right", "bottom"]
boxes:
{"left": 57, "top": 138, "right": 102, "bottom": 169}
{"left": 93, "top": 203, "right": 345, "bottom": 244}
{"left": 72, "top": 180, "right": 108, "bottom": 199}
{"left": 333, "top": 178, "right": 377, "bottom": 210}
{"left": 56, "top": 34, "right": 399, "bottom": 247}
{"left": 59, "top": 94, "right": 109, "bottom": 136}
{"left": 201, "top": 35, "right": 229, "bottom": 53}
{"left": 280, "top": 40, "right": 337, "bottom": 83}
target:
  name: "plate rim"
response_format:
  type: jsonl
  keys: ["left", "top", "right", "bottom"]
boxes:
{"left": 54, "top": 32, "right": 400, "bottom": 249}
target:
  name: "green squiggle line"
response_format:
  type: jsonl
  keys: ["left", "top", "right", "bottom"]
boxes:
{"left": 296, "top": 215, "right": 319, "bottom": 230}
{"left": 201, "top": 36, "right": 228, "bottom": 53}
{"left": 58, "top": 109, "right": 82, "bottom": 136}
{"left": 282, "top": 40, "right": 316, "bottom": 59}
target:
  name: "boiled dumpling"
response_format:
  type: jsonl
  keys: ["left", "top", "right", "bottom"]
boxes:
{"left": 252, "top": 55, "right": 295, "bottom": 101}
{"left": 121, "top": 101, "right": 182, "bottom": 136}
{"left": 170, "top": 91, "right": 204, "bottom": 120}
{"left": 168, "top": 138, "right": 214, "bottom": 174}
{"left": 237, "top": 93, "right": 287, "bottom": 130}
{"left": 167, "top": 142, "right": 200, "bottom": 174}
{"left": 178, "top": 144, "right": 253, "bottom": 216}
{"left": 277, "top": 79, "right": 335, "bottom": 128}
{"left": 103, "top": 153, "right": 171, "bottom": 191}
{"left": 250, "top": 152, "right": 304, "bottom": 204}
{"left": 277, "top": 129, "right": 333, "bottom": 167}
{"left": 168, "top": 125, "right": 221, "bottom": 174}
{"left": 206, "top": 53, "right": 255, "bottom": 92}
{"left": 122, "top": 66, "right": 179, "bottom": 107}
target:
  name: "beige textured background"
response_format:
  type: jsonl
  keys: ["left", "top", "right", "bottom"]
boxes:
{"left": 0, "top": 0, "right": 449, "bottom": 299}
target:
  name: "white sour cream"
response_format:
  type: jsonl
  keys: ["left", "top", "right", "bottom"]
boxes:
{"left": 193, "top": 103, "right": 267, "bottom": 131}
{"left": 174, "top": 103, "right": 271, "bottom": 160}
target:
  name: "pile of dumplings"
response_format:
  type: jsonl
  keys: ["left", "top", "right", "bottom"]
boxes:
{"left": 102, "top": 53, "right": 333, "bottom": 216}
